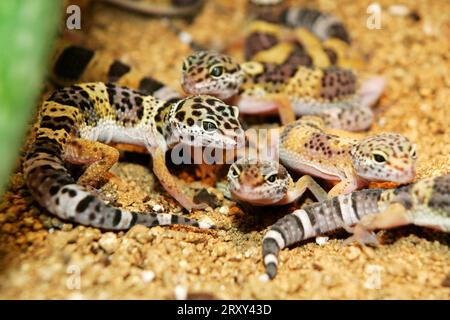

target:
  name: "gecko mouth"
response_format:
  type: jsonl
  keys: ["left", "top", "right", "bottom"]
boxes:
{"left": 390, "top": 170, "right": 416, "bottom": 184}
{"left": 230, "top": 185, "right": 283, "bottom": 205}
{"left": 181, "top": 78, "right": 207, "bottom": 94}
{"left": 181, "top": 79, "right": 234, "bottom": 99}
{"left": 236, "top": 96, "right": 279, "bottom": 115}
{"left": 362, "top": 168, "right": 416, "bottom": 184}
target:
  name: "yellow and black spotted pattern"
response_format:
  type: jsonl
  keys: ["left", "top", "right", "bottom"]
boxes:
{"left": 23, "top": 82, "right": 243, "bottom": 230}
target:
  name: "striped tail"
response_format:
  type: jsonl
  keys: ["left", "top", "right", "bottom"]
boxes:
{"left": 50, "top": 43, "right": 181, "bottom": 102}
{"left": 283, "top": 7, "right": 351, "bottom": 44}
{"left": 23, "top": 138, "right": 214, "bottom": 230}
{"left": 262, "top": 189, "right": 383, "bottom": 279}
{"left": 99, "top": 0, "right": 205, "bottom": 18}
{"left": 161, "top": 19, "right": 206, "bottom": 52}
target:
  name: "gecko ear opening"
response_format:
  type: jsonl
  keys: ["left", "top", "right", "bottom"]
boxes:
{"left": 410, "top": 144, "right": 417, "bottom": 159}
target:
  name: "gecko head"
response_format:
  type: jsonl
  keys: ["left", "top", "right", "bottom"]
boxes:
{"left": 181, "top": 51, "right": 244, "bottom": 100}
{"left": 168, "top": 95, "right": 244, "bottom": 150}
{"left": 227, "top": 159, "right": 290, "bottom": 205}
{"left": 351, "top": 133, "right": 417, "bottom": 184}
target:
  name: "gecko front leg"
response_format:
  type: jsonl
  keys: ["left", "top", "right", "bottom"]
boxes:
{"left": 281, "top": 175, "right": 329, "bottom": 204}
{"left": 328, "top": 170, "right": 361, "bottom": 197}
{"left": 270, "top": 94, "right": 297, "bottom": 125}
{"left": 150, "top": 147, "right": 207, "bottom": 211}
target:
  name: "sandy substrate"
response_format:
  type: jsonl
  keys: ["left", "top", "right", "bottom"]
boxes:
{"left": 0, "top": 0, "right": 449, "bottom": 299}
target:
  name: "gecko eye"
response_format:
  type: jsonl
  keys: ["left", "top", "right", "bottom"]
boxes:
{"left": 210, "top": 66, "right": 224, "bottom": 78}
{"left": 373, "top": 153, "right": 387, "bottom": 163}
{"left": 202, "top": 120, "right": 218, "bottom": 132}
{"left": 410, "top": 146, "right": 417, "bottom": 159}
{"left": 265, "top": 174, "right": 277, "bottom": 184}
{"left": 182, "top": 61, "right": 188, "bottom": 72}
{"left": 229, "top": 165, "right": 240, "bottom": 178}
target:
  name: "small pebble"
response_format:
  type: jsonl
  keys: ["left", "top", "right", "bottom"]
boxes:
{"left": 174, "top": 285, "right": 188, "bottom": 300}
{"left": 345, "top": 246, "right": 361, "bottom": 261}
{"left": 315, "top": 236, "right": 329, "bottom": 246}
{"left": 98, "top": 232, "right": 119, "bottom": 254}
{"left": 199, "top": 217, "right": 215, "bottom": 228}
{"left": 213, "top": 245, "right": 227, "bottom": 257}
{"left": 258, "top": 274, "right": 269, "bottom": 283}
{"left": 219, "top": 206, "right": 229, "bottom": 215}
{"left": 141, "top": 270, "right": 155, "bottom": 283}
{"left": 179, "top": 260, "right": 188, "bottom": 268}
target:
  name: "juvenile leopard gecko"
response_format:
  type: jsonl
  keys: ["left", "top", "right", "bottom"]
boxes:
{"left": 181, "top": 51, "right": 385, "bottom": 130}
{"left": 279, "top": 116, "right": 417, "bottom": 196}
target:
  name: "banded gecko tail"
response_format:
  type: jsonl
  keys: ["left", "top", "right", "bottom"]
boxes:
{"left": 262, "top": 188, "right": 383, "bottom": 279}
{"left": 99, "top": 0, "right": 205, "bottom": 18}
{"left": 161, "top": 19, "right": 206, "bottom": 52}
{"left": 50, "top": 43, "right": 182, "bottom": 102}
{"left": 23, "top": 138, "right": 214, "bottom": 230}
{"left": 283, "top": 7, "right": 351, "bottom": 44}
{"left": 248, "top": 2, "right": 351, "bottom": 44}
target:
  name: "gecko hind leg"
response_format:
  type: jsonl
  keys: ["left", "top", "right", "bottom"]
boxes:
{"left": 328, "top": 179, "right": 357, "bottom": 198}
{"left": 151, "top": 148, "right": 207, "bottom": 211}
{"left": 272, "top": 94, "right": 296, "bottom": 125}
{"left": 282, "top": 175, "right": 329, "bottom": 204}
{"left": 343, "top": 202, "right": 410, "bottom": 246}
{"left": 64, "top": 138, "right": 120, "bottom": 188}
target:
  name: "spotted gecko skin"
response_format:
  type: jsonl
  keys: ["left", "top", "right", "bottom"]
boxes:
{"left": 51, "top": 42, "right": 182, "bottom": 102}
{"left": 280, "top": 116, "right": 417, "bottom": 196}
{"left": 262, "top": 173, "right": 450, "bottom": 279}
{"left": 23, "top": 82, "right": 243, "bottom": 229}
{"left": 181, "top": 51, "right": 383, "bottom": 131}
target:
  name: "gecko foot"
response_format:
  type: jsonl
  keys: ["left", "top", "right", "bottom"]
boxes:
{"left": 343, "top": 224, "right": 380, "bottom": 247}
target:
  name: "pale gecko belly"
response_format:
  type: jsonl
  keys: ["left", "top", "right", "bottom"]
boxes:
{"left": 237, "top": 95, "right": 360, "bottom": 116}
{"left": 79, "top": 119, "right": 151, "bottom": 147}
{"left": 236, "top": 96, "right": 279, "bottom": 115}
{"left": 279, "top": 148, "right": 343, "bottom": 181}
{"left": 291, "top": 97, "right": 360, "bottom": 115}
{"left": 411, "top": 206, "right": 450, "bottom": 232}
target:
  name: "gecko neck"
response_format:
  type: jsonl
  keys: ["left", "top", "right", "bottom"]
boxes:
{"left": 238, "top": 62, "right": 261, "bottom": 88}
{"left": 158, "top": 100, "right": 180, "bottom": 149}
